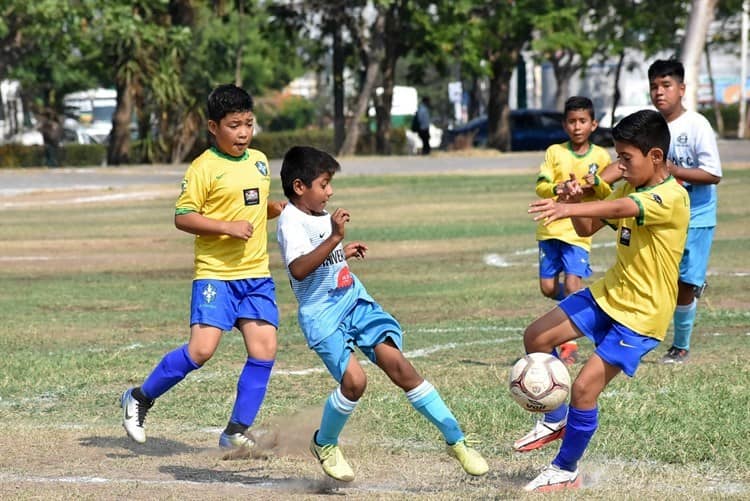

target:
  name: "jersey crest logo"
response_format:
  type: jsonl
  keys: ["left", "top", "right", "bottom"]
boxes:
{"left": 619, "top": 227, "right": 632, "bottom": 246}
{"left": 652, "top": 193, "right": 663, "bottom": 205}
{"left": 180, "top": 178, "right": 188, "bottom": 194}
{"left": 202, "top": 283, "right": 217, "bottom": 304}
{"left": 677, "top": 133, "right": 688, "bottom": 144}
{"left": 588, "top": 163, "right": 598, "bottom": 175}
{"left": 255, "top": 161, "right": 268, "bottom": 176}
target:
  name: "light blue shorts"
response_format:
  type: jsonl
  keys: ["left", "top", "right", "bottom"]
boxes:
{"left": 313, "top": 299, "right": 403, "bottom": 382}
{"left": 190, "top": 277, "right": 279, "bottom": 331}
{"left": 539, "top": 239, "right": 592, "bottom": 279}
{"left": 680, "top": 226, "right": 715, "bottom": 287}
{"left": 559, "top": 288, "right": 659, "bottom": 377}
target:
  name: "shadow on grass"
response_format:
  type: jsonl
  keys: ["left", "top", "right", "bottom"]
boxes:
{"left": 79, "top": 435, "right": 204, "bottom": 458}
{"left": 160, "top": 465, "right": 352, "bottom": 495}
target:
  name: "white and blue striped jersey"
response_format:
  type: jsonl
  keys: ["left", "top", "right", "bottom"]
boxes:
{"left": 277, "top": 203, "right": 374, "bottom": 347}
{"left": 667, "top": 110, "right": 722, "bottom": 228}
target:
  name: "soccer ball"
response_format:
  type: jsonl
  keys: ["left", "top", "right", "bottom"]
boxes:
{"left": 509, "top": 352, "right": 571, "bottom": 412}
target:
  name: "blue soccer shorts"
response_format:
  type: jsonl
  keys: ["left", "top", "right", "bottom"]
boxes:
{"left": 679, "top": 226, "right": 715, "bottom": 287}
{"left": 538, "top": 239, "right": 592, "bottom": 279}
{"left": 190, "top": 277, "right": 279, "bottom": 331}
{"left": 558, "top": 288, "right": 659, "bottom": 377}
{"left": 312, "top": 299, "right": 403, "bottom": 382}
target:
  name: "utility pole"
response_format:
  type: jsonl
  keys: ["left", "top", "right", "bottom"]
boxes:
{"left": 740, "top": 0, "right": 749, "bottom": 138}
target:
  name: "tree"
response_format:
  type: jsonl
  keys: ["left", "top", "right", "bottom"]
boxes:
{"left": 680, "top": 0, "right": 719, "bottom": 111}
{"left": 531, "top": 2, "right": 604, "bottom": 110}
{"left": 442, "top": 2, "right": 545, "bottom": 151}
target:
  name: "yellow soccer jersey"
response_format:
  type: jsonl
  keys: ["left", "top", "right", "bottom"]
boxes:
{"left": 590, "top": 176, "right": 690, "bottom": 340}
{"left": 536, "top": 142, "right": 612, "bottom": 251}
{"left": 175, "top": 147, "right": 272, "bottom": 280}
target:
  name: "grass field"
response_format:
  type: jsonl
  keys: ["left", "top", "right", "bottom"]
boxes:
{"left": 1, "top": 163, "right": 749, "bottom": 499}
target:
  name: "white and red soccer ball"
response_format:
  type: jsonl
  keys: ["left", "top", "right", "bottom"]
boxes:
{"left": 509, "top": 352, "right": 571, "bottom": 412}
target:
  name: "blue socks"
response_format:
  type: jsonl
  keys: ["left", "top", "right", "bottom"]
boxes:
{"left": 141, "top": 344, "right": 201, "bottom": 400}
{"left": 407, "top": 380, "right": 463, "bottom": 445}
{"left": 229, "top": 357, "right": 275, "bottom": 428}
{"left": 317, "top": 386, "right": 358, "bottom": 445}
{"left": 673, "top": 299, "right": 697, "bottom": 350}
{"left": 553, "top": 405, "right": 598, "bottom": 472}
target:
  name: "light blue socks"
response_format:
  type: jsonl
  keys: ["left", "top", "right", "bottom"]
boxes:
{"left": 407, "top": 380, "right": 463, "bottom": 445}
{"left": 317, "top": 386, "right": 358, "bottom": 445}
{"left": 672, "top": 299, "right": 697, "bottom": 350}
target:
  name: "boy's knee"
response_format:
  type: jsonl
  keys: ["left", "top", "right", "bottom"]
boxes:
{"left": 341, "top": 374, "right": 366, "bottom": 401}
{"left": 188, "top": 346, "right": 215, "bottom": 365}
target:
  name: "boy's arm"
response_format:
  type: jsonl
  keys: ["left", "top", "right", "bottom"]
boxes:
{"left": 668, "top": 161, "right": 721, "bottom": 185}
{"left": 529, "top": 197, "right": 638, "bottom": 237}
{"left": 175, "top": 211, "right": 254, "bottom": 240}
{"left": 287, "top": 234, "right": 342, "bottom": 281}
{"left": 287, "top": 208, "right": 350, "bottom": 281}
{"left": 599, "top": 161, "right": 622, "bottom": 186}
{"left": 535, "top": 148, "right": 559, "bottom": 199}
{"left": 267, "top": 199, "right": 287, "bottom": 220}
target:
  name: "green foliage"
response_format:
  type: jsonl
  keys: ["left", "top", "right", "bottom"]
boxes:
{"left": 256, "top": 96, "right": 318, "bottom": 132}
{"left": 0, "top": 143, "right": 43, "bottom": 168}
{"left": 249, "top": 127, "right": 407, "bottom": 158}
{"left": 0, "top": 143, "right": 106, "bottom": 167}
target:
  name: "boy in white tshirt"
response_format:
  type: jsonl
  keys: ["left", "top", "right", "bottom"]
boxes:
{"left": 648, "top": 59, "right": 722, "bottom": 363}
{"left": 276, "top": 146, "right": 488, "bottom": 482}
{"left": 602, "top": 59, "right": 722, "bottom": 363}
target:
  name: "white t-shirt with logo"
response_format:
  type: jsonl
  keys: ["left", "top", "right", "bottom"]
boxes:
{"left": 277, "top": 203, "right": 374, "bottom": 347}
{"left": 667, "top": 110, "right": 722, "bottom": 227}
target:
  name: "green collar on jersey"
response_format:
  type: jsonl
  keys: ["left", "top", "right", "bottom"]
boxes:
{"left": 210, "top": 146, "right": 249, "bottom": 161}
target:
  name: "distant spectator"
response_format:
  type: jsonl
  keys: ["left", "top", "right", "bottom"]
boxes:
{"left": 38, "top": 109, "right": 62, "bottom": 168}
{"left": 416, "top": 97, "right": 431, "bottom": 155}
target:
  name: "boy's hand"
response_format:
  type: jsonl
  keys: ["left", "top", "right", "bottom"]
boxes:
{"left": 225, "top": 220, "right": 254, "bottom": 240}
{"left": 582, "top": 173, "right": 595, "bottom": 186}
{"left": 529, "top": 198, "right": 569, "bottom": 225}
{"left": 330, "top": 208, "right": 351, "bottom": 239}
{"left": 345, "top": 242, "right": 368, "bottom": 260}
{"left": 556, "top": 173, "right": 584, "bottom": 203}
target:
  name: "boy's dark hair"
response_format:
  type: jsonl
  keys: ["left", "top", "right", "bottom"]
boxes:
{"left": 207, "top": 84, "right": 254, "bottom": 122}
{"left": 564, "top": 96, "right": 595, "bottom": 120}
{"left": 280, "top": 146, "right": 341, "bottom": 200}
{"left": 612, "top": 109, "right": 670, "bottom": 156}
{"left": 648, "top": 59, "right": 684, "bottom": 84}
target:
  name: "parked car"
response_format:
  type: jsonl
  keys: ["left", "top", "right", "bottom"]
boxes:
{"left": 441, "top": 109, "right": 613, "bottom": 151}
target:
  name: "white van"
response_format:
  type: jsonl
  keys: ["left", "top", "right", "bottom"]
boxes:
{"left": 63, "top": 88, "right": 117, "bottom": 144}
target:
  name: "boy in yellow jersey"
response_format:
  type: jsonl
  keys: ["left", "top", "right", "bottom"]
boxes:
{"left": 535, "top": 96, "right": 612, "bottom": 370}
{"left": 518, "top": 110, "right": 689, "bottom": 492}
{"left": 120, "top": 84, "right": 284, "bottom": 455}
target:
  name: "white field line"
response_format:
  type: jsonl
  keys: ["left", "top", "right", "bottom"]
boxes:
{"left": 484, "top": 242, "right": 616, "bottom": 268}
{"left": 274, "top": 331, "right": 521, "bottom": 376}
{"left": 1, "top": 190, "right": 167, "bottom": 208}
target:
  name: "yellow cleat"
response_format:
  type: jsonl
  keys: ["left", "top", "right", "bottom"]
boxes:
{"left": 447, "top": 438, "right": 489, "bottom": 476}
{"left": 309, "top": 433, "right": 355, "bottom": 482}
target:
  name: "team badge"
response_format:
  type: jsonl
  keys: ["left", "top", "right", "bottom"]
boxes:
{"left": 180, "top": 178, "right": 188, "bottom": 194}
{"left": 652, "top": 193, "right": 663, "bottom": 205}
{"left": 619, "top": 227, "right": 632, "bottom": 246}
{"left": 243, "top": 188, "right": 260, "bottom": 206}
{"left": 202, "top": 283, "right": 217, "bottom": 304}
{"left": 588, "top": 163, "right": 598, "bottom": 175}
{"left": 255, "top": 161, "right": 268, "bottom": 176}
